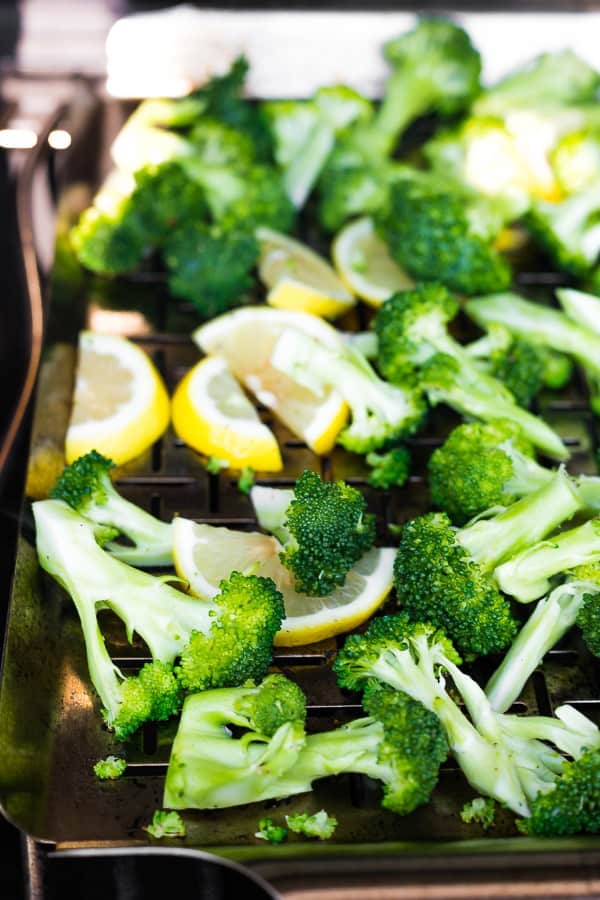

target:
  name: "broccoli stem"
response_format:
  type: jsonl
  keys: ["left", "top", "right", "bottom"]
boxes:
{"left": 457, "top": 470, "right": 582, "bottom": 572}
{"left": 284, "top": 122, "right": 335, "bottom": 208}
{"left": 368, "top": 75, "right": 437, "bottom": 157}
{"left": 250, "top": 485, "right": 294, "bottom": 544}
{"left": 499, "top": 705, "right": 600, "bottom": 761}
{"left": 291, "top": 718, "right": 390, "bottom": 787}
{"left": 496, "top": 517, "right": 600, "bottom": 603}
{"left": 556, "top": 288, "right": 600, "bottom": 336}
{"left": 88, "top": 492, "right": 173, "bottom": 567}
{"left": 485, "top": 582, "right": 594, "bottom": 712}
{"left": 502, "top": 444, "right": 554, "bottom": 496}
{"left": 576, "top": 475, "right": 600, "bottom": 512}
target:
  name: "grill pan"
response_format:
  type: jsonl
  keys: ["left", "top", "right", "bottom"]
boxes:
{"left": 0, "top": 57, "right": 599, "bottom": 895}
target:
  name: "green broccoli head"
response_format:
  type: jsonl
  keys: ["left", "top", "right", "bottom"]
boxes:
{"left": 527, "top": 181, "right": 600, "bottom": 277}
{"left": 163, "top": 222, "right": 259, "bottom": 316}
{"left": 519, "top": 748, "right": 600, "bottom": 836}
{"left": 145, "top": 809, "right": 186, "bottom": 839}
{"left": 111, "top": 661, "right": 182, "bottom": 740}
{"left": 573, "top": 568, "right": 600, "bottom": 656}
{"left": 281, "top": 470, "right": 375, "bottom": 595}
{"left": 428, "top": 422, "right": 544, "bottom": 525}
{"left": 70, "top": 204, "right": 146, "bottom": 275}
{"left": 394, "top": 512, "right": 518, "bottom": 657}
{"left": 377, "top": 175, "right": 513, "bottom": 295}
{"left": 487, "top": 338, "right": 546, "bottom": 408}
{"left": 317, "top": 165, "right": 392, "bottom": 233}
{"left": 366, "top": 447, "right": 411, "bottom": 490}
{"left": 333, "top": 612, "right": 461, "bottom": 694}
{"left": 235, "top": 674, "right": 307, "bottom": 738}
{"left": 383, "top": 18, "right": 481, "bottom": 118}
{"left": 176, "top": 571, "right": 284, "bottom": 692}
{"left": 374, "top": 283, "right": 459, "bottom": 383}
{"left": 255, "top": 818, "right": 288, "bottom": 843}
{"left": 51, "top": 449, "right": 114, "bottom": 511}
{"left": 128, "top": 161, "right": 209, "bottom": 244}
{"left": 187, "top": 119, "right": 256, "bottom": 167}
{"left": 361, "top": 680, "right": 448, "bottom": 815}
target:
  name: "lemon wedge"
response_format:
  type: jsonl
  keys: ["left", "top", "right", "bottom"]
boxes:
{"left": 257, "top": 226, "right": 356, "bottom": 319}
{"left": 171, "top": 355, "right": 282, "bottom": 472}
{"left": 193, "top": 308, "right": 348, "bottom": 455}
{"left": 332, "top": 217, "right": 414, "bottom": 307}
{"left": 65, "top": 331, "right": 170, "bottom": 465}
{"left": 173, "top": 517, "right": 395, "bottom": 645}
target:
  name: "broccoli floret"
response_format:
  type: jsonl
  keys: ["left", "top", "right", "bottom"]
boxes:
{"left": 162, "top": 222, "right": 258, "bottom": 315}
{"left": 251, "top": 470, "right": 375, "bottom": 596}
{"left": 255, "top": 818, "right": 288, "bottom": 844}
{"left": 518, "top": 748, "right": 600, "bottom": 836}
{"left": 428, "top": 422, "right": 553, "bottom": 524}
{"left": 551, "top": 129, "right": 600, "bottom": 195}
{"left": 376, "top": 172, "right": 513, "bottom": 295}
{"left": 486, "top": 580, "right": 600, "bottom": 712}
{"left": 285, "top": 810, "right": 338, "bottom": 840}
{"left": 264, "top": 86, "right": 373, "bottom": 208}
{"left": 394, "top": 469, "right": 582, "bottom": 657}
{"left": 466, "top": 292, "right": 600, "bottom": 417}
{"left": 421, "top": 354, "right": 569, "bottom": 460}
{"left": 237, "top": 466, "right": 255, "bottom": 495}
{"left": 145, "top": 810, "right": 186, "bottom": 839}
{"left": 70, "top": 203, "right": 146, "bottom": 275}
{"left": 317, "top": 164, "right": 402, "bottom": 233}
{"left": 187, "top": 119, "right": 255, "bottom": 167}
{"left": 366, "top": 447, "right": 410, "bottom": 490}
{"left": 472, "top": 51, "right": 600, "bottom": 118}
{"left": 538, "top": 347, "right": 574, "bottom": 390}
{"left": 234, "top": 674, "right": 307, "bottom": 738}
{"left": 50, "top": 451, "right": 173, "bottom": 566}
{"left": 485, "top": 338, "right": 546, "bottom": 408}
{"left": 577, "top": 588, "right": 600, "bottom": 656}
{"left": 496, "top": 517, "right": 600, "bottom": 604}
{"left": 93, "top": 755, "right": 127, "bottom": 780}
{"left": 33, "top": 500, "right": 284, "bottom": 737}
{"left": 333, "top": 614, "right": 529, "bottom": 815}
{"left": 528, "top": 181, "right": 600, "bottom": 277}
{"left": 163, "top": 675, "right": 447, "bottom": 816}
{"left": 270, "top": 328, "right": 426, "bottom": 455}
{"left": 460, "top": 797, "right": 496, "bottom": 830}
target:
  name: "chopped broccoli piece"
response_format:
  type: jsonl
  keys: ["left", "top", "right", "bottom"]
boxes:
{"left": 187, "top": 119, "right": 255, "bottom": 168}
{"left": 50, "top": 450, "right": 173, "bottom": 566}
{"left": 145, "top": 810, "right": 186, "bottom": 839}
{"left": 556, "top": 287, "right": 600, "bottom": 334}
{"left": 366, "top": 447, "right": 410, "bottom": 490}
{"left": 70, "top": 203, "right": 146, "bottom": 275}
{"left": 206, "top": 456, "right": 229, "bottom": 474}
{"left": 466, "top": 292, "right": 600, "bottom": 417}
{"left": 270, "top": 328, "right": 426, "bottom": 455}
{"left": 286, "top": 810, "right": 338, "bottom": 840}
{"left": 484, "top": 337, "right": 546, "bottom": 408}
{"left": 496, "top": 517, "right": 600, "bottom": 603}
{"left": 460, "top": 797, "right": 496, "bottom": 830}
{"left": 318, "top": 164, "right": 405, "bottom": 233}
{"left": 162, "top": 222, "right": 258, "bottom": 315}
{"left": 234, "top": 674, "right": 307, "bottom": 738}
{"left": 472, "top": 51, "right": 600, "bottom": 118}
{"left": 255, "top": 818, "right": 288, "bottom": 844}
{"left": 251, "top": 470, "right": 375, "bottom": 596}
{"left": 421, "top": 354, "right": 569, "bottom": 460}
{"left": 33, "top": 500, "right": 284, "bottom": 737}
{"left": 93, "top": 755, "right": 127, "bottom": 780}
{"left": 528, "top": 181, "right": 600, "bottom": 277}
{"left": 394, "top": 469, "right": 582, "bottom": 657}
{"left": 551, "top": 129, "right": 600, "bottom": 195}
{"left": 538, "top": 347, "right": 574, "bottom": 390}
{"left": 486, "top": 580, "right": 600, "bottom": 712}
{"left": 163, "top": 675, "right": 447, "bottom": 816}
{"left": 238, "top": 467, "right": 255, "bottom": 495}
{"left": 518, "top": 748, "right": 600, "bottom": 836}
{"left": 376, "top": 172, "right": 513, "bottom": 295}
{"left": 428, "top": 422, "right": 553, "bottom": 524}
{"left": 577, "top": 585, "right": 600, "bottom": 656}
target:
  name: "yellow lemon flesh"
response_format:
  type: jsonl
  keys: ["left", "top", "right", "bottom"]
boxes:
{"left": 332, "top": 217, "right": 414, "bottom": 307}
{"left": 171, "top": 355, "right": 282, "bottom": 472}
{"left": 193, "top": 307, "right": 348, "bottom": 455}
{"left": 173, "top": 517, "right": 395, "bottom": 646}
{"left": 257, "top": 226, "right": 356, "bottom": 319}
{"left": 65, "top": 331, "right": 170, "bottom": 465}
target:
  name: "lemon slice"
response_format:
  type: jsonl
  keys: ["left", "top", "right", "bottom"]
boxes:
{"left": 173, "top": 517, "right": 395, "bottom": 645}
{"left": 332, "top": 217, "right": 414, "bottom": 307}
{"left": 257, "top": 226, "right": 356, "bottom": 319}
{"left": 193, "top": 308, "right": 348, "bottom": 455}
{"left": 65, "top": 331, "right": 170, "bottom": 465}
{"left": 171, "top": 355, "right": 282, "bottom": 472}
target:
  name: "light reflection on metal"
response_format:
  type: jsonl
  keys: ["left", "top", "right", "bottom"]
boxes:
{"left": 0, "top": 128, "right": 38, "bottom": 149}
{"left": 48, "top": 129, "right": 72, "bottom": 150}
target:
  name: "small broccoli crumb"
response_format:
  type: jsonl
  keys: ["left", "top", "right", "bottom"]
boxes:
{"left": 144, "top": 810, "right": 186, "bottom": 839}
{"left": 255, "top": 817, "right": 288, "bottom": 844}
{"left": 286, "top": 810, "right": 338, "bottom": 840}
{"left": 206, "top": 456, "right": 229, "bottom": 474}
{"left": 238, "top": 467, "right": 255, "bottom": 495}
{"left": 460, "top": 797, "right": 496, "bottom": 830}
{"left": 93, "top": 755, "right": 127, "bottom": 780}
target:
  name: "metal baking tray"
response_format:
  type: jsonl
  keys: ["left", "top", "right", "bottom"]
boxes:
{"left": 0, "top": 20, "right": 599, "bottom": 894}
